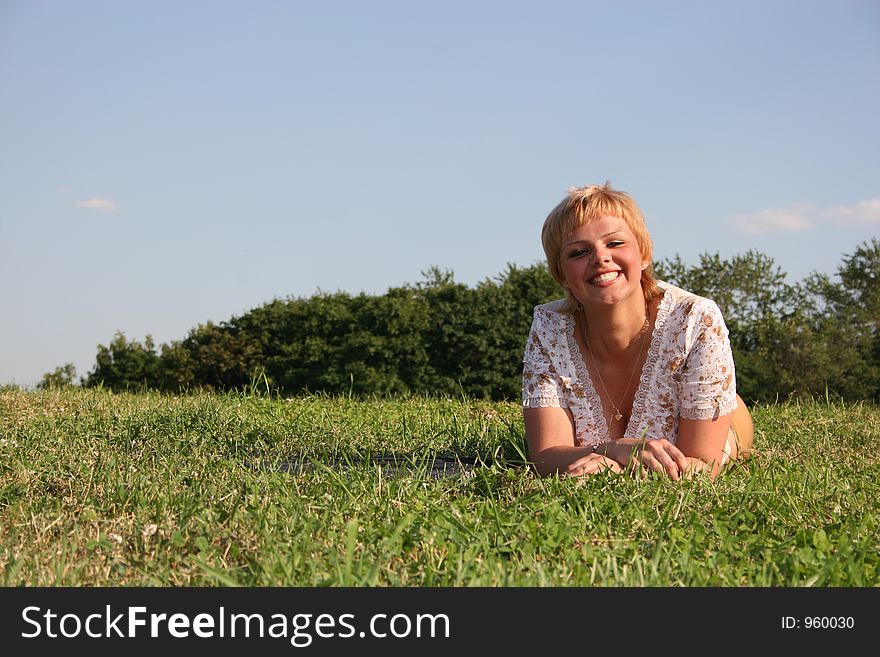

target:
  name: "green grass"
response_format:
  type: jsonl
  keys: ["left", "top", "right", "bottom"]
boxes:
{"left": 1, "top": 387, "right": 877, "bottom": 586}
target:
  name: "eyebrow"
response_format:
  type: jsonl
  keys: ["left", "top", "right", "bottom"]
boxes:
{"left": 563, "top": 231, "right": 625, "bottom": 247}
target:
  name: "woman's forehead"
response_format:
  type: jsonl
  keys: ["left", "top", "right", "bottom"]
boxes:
{"left": 567, "top": 214, "right": 632, "bottom": 236}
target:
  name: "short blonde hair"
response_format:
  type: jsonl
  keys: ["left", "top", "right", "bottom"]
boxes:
{"left": 541, "top": 182, "right": 660, "bottom": 314}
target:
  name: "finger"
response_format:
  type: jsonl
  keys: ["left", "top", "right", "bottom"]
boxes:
{"left": 593, "top": 456, "right": 616, "bottom": 474}
{"left": 650, "top": 446, "right": 681, "bottom": 479}
{"left": 598, "top": 456, "right": 622, "bottom": 473}
{"left": 638, "top": 445, "right": 662, "bottom": 477}
{"left": 567, "top": 454, "right": 599, "bottom": 473}
{"left": 573, "top": 463, "right": 602, "bottom": 477}
{"left": 665, "top": 444, "right": 690, "bottom": 474}
{"left": 662, "top": 455, "right": 681, "bottom": 480}
{"left": 660, "top": 453, "right": 683, "bottom": 480}
{"left": 648, "top": 442, "right": 684, "bottom": 480}
{"left": 567, "top": 456, "right": 602, "bottom": 477}
{"left": 631, "top": 457, "right": 652, "bottom": 478}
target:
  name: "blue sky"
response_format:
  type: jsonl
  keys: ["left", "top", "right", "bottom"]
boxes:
{"left": 1, "top": 0, "right": 878, "bottom": 387}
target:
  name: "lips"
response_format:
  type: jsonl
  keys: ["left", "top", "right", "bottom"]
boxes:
{"left": 589, "top": 271, "right": 621, "bottom": 285}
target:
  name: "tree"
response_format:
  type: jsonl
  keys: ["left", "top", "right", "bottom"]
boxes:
{"left": 802, "top": 239, "right": 880, "bottom": 400}
{"left": 160, "top": 321, "right": 264, "bottom": 391}
{"left": 37, "top": 363, "right": 78, "bottom": 389}
{"left": 656, "top": 251, "right": 813, "bottom": 402}
{"left": 655, "top": 245, "right": 880, "bottom": 403}
{"left": 83, "top": 332, "right": 162, "bottom": 391}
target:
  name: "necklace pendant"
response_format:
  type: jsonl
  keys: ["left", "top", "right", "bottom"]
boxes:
{"left": 613, "top": 411, "right": 623, "bottom": 421}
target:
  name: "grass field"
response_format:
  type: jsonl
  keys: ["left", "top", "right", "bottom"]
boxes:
{"left": 1, "top": 387, "right": 877, "bottom": 586}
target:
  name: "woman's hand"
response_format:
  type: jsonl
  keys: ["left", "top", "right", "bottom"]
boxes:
{"left": 604, "top": 438, "right": 690, "bottom": 481}
{"left": 565, "top": 452, "right": 622, "bottom": 477}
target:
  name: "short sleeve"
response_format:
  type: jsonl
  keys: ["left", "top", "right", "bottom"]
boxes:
{"left": 522, "top": 308, "right": 569, "bottom": 409}
{"left": 678, "top": 301, "right": 738, "bottom": 420}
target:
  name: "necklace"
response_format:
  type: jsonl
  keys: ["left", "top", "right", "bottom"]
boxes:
{"left": 580, "top": 301, "right": 650, "bottom": 423}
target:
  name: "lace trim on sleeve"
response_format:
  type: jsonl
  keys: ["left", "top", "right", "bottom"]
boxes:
{"left": 522, "top": 396, "right": 565, "bottom": 409}
{"left": 679, "top": 395, "right": 738, "bottom": 420}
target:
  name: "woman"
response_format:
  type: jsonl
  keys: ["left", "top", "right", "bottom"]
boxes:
{"left": 522, "top": 182, "right": 753, "bottom": 480}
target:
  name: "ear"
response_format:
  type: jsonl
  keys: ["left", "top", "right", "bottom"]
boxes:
{"left": 641, "top": 261, "right": 649, "bottom": 271}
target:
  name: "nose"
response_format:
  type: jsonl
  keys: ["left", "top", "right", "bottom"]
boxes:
{"left": 593, "top": 245, "right": 611, "bottom": 264}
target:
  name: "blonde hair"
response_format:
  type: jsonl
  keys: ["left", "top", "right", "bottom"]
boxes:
{"left": 541, "top": 181, "right": 660, "bottom": 314}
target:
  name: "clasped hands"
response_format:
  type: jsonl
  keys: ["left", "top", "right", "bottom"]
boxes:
{"left": 566, "top": 438, "right": 690, "bottom": 481}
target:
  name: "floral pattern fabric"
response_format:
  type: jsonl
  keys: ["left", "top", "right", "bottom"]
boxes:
{"left": 522, "top": 281, "right": 737, "bottom": 447}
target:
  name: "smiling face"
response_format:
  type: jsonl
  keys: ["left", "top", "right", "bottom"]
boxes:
{"left": 559, "top": 215, "right": 648, "bottom": 311}
{"left": 540, "top": 183, "right": 659, "bottom": 314}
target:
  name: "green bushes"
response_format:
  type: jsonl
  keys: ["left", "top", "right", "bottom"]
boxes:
{"left": 78, "top": 240, "right": 880, "bottom": 403}
{"left": 655, "top": 240, "right": 880, "bottom": 403}
{"left": 81, "top": 263, "right": 561, "bottom": 400}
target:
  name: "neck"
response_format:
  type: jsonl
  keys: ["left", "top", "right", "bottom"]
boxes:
{"left": 581, "top": 294, "right": 648, "bottom": 358}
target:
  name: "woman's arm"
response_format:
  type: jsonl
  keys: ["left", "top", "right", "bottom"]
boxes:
{"left": 522, "top": 307, "right": 621, "bottom": 478}
{"left": 676, "top": 413, "right": 733, "bottom": 479}
{"left": 671, "top": 298, "right": 738, "bottom": 479}
{"left": 523, "top": 406, "right": 621, "bottom": 477}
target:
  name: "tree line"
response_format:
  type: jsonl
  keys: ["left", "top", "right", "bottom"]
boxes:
{"left": 41, "top": 239, "right": 880, "bottom": 404}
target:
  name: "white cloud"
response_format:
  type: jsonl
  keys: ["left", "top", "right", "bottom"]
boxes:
{"left": 75, "top": 197, "right": 118, "bottom": 212}
{"left": 732, "top": 203, "right": 813, "bottom": 234}
{"left": 822, "top": 198, "right": 880, "bottom": 225}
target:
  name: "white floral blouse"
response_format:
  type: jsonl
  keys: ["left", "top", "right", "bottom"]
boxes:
{"left": 522, "top": 281, "right": 738, "bottom": 447}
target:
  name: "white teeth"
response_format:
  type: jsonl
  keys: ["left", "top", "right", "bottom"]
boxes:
{"left": 590, "top": 271, "right": 620, "bottom": 284}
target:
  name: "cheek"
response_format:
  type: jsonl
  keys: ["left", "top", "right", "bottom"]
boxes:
{"left": 627, "top": 247, "right": 645, "bottom": 267}
{"left": 560, "top": 259, "right": 581, "bottom": 280}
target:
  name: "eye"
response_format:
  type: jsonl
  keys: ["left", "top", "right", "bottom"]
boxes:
{"left": 567, "top": 248, "right": 588, "bottom": 259}
{"left": 607, "top": 240, "right": 624, "bottom": 248}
